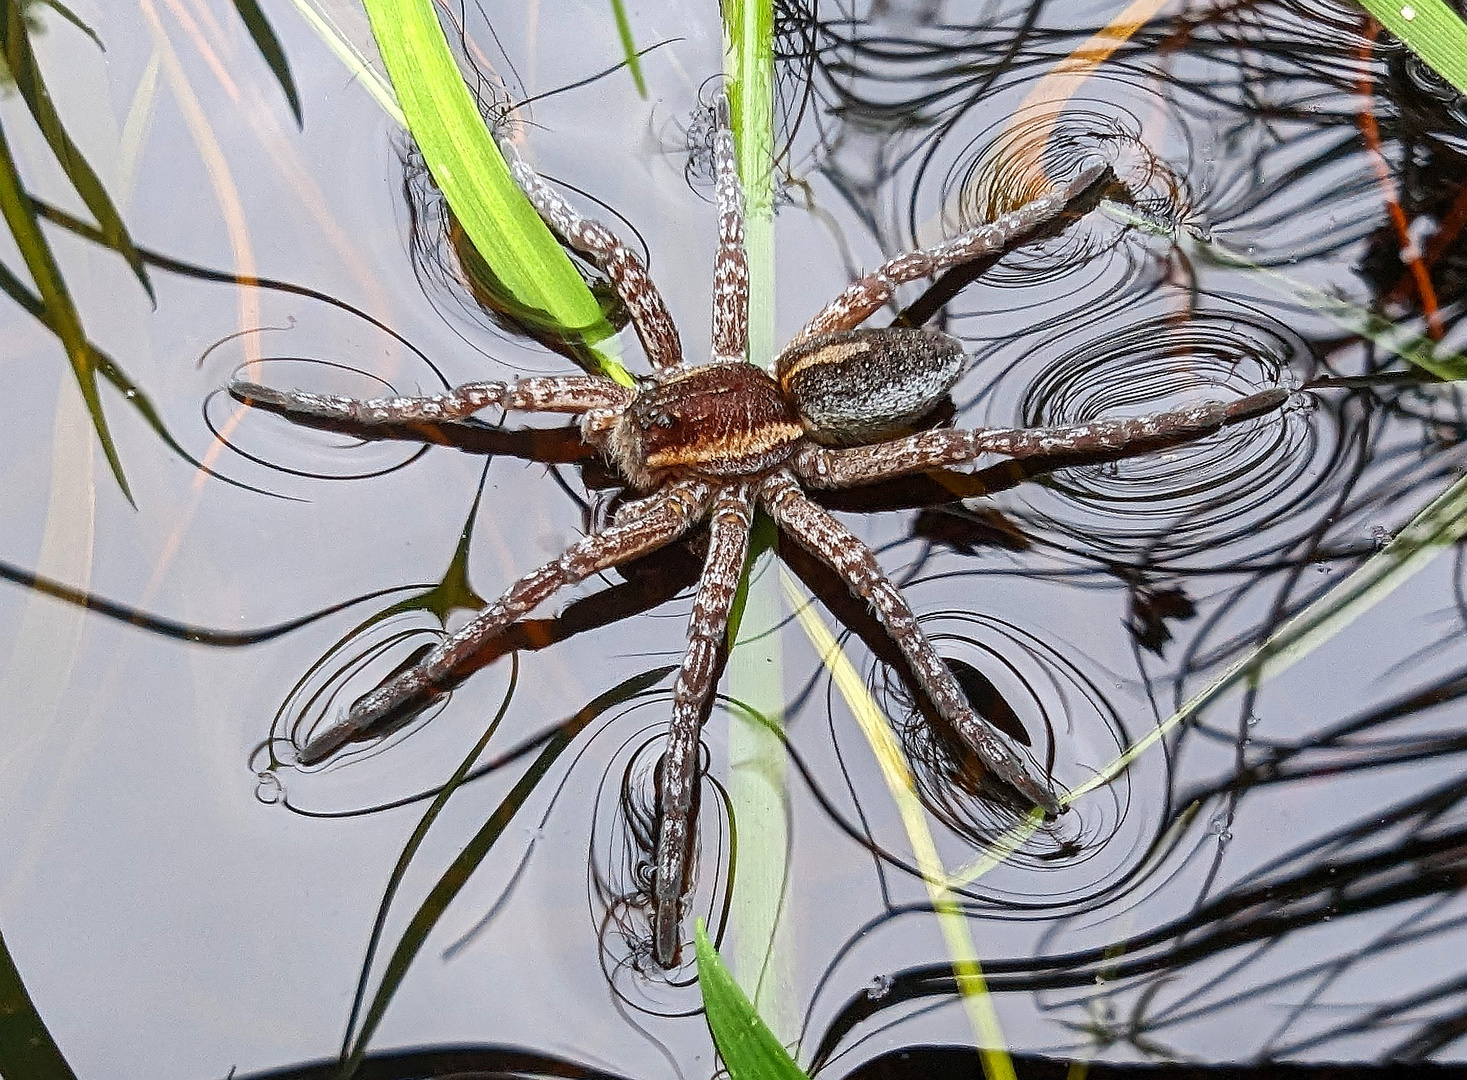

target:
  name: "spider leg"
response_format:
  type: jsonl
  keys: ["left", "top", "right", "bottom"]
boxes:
{"left": 229, "top": 373, "right": 633, "bottom": 426}
{"left": 497, "top": 137, "right": 683, "bottom": 371}
{"left": 297, "top": 477, "right": 715, "bottom": 765}
{"left": 710, "top": 94, "right": 749, "bottom": 364}
{"left": 652, "top": 481, "right": 754, "bottom": 967}
{"left": 787, "top": 165, "right": 1112, "bottom": 347}
{"left": 760, "top": 470, "right": 1059, "bottom": 813}
{"left": 793, "top": 388, "right": 1290, "bottom": 489}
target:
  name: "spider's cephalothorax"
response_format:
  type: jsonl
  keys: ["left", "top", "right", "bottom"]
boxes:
{"left": 230, "top": 96, "right": 1289, "bottom": 967}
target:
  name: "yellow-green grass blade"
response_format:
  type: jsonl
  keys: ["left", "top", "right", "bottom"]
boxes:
{"left": 1357, "top": 0, "right": 1467, "bottom": 94}
{"left": 1065, "top": 469, "right": 1467, "bottom": 805}
{"left": 228, "top": 0, "right": 304, "bottom": 125}
{"left": 782, "top": 572, "right": 1020, "bottom": 1080}
{"left": 0, "top": 120, "right": 131, "bottom": 503}
{"left": 695, "top": 921, "right": 810, "bottom": 1080}
{"left": 360, "top": 0, "right": 631, "bottom": 385}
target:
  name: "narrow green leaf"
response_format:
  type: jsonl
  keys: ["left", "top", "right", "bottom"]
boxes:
{"left": 0, "top": 925, "right": 79, "bottom": 1080}
{"left": 339, "top": 667, "right": 673, "bottom": 1076}
{"left": 608, "top": 0, "right": 646, "bottom": 97}
{"left": 359, "top": 0, "right": 631, "bottom": 385}
{"left": 722, "top": 0, "right": 794, "bottom": 1041}
{"left": 281, "top": 0, "right": 403, "bottom": 125}
{"left": 0, "top": 3, "right": 154, "bottom": 300}
{"left": 228, "top": 0, "right": 304, "bottom": 126}
{"left": 1107, "top": 201, "right": 1467, "bottom": 381}
{"left": 35, "top": 0, "right": 101, "bottom": 50}
{"left": 1066, "top": 469, "right": 1467, "bottom": 804}
{"left": 0, "top": 118, "right": 131, "bottom": 502}
{"left": 1357, "top": 0, "right": 1467, "bottom": 94}
{"left": 694, "top": 921, "right": 810, "bottom": 1080}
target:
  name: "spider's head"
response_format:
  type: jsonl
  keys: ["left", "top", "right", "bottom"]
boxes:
{"left": 776, "top": 327, "right": 966, "bottom": 446}
{"left": 606, "top": 363, "right": 805, "bottom": 491}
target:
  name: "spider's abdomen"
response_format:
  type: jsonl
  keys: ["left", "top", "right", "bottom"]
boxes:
{"left": 609, "top": 363, "right": 805, "bottom": 489}
{"left": 776, "top": 328, "right": 965, "bottom": 446}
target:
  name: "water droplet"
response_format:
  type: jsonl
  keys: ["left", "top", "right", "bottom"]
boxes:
{"left": 865, "top": 974, "right": 893, "bottom": 1000}
{"left": 1401, "top": 5, "right": 1416, "bottom": 19}
{"left": 255, "top": 771, "right": 283, "bottom": 804}
{"left": 1371, "top": 525, "right": 1393, "bottom": 550}
{"left": 1247, "top": 713, "right": 1262, "bottom": 727}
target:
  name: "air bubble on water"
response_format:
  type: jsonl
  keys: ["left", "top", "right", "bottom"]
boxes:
{"left": 866, "top": 974, "right": 893, "bottom": 1001}
{"left": 255, "top": 771, "right": 284, "bottom": 805}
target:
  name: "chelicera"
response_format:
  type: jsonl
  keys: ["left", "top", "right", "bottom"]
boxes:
{"left": 230, "top": 96, "right": 1287, "bottom": 967}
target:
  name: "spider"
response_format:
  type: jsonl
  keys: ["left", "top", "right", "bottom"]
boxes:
{"left": 230, "top": 96, "right": 1288, "bottom": 967}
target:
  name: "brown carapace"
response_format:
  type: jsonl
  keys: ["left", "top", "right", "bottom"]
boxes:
{"left": 230, "top": 95, "right": 1289, "bottom": 968}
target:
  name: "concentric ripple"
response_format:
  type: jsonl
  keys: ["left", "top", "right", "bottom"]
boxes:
{"left": 969, "top": 296, "right": 1327, "bottom": 563}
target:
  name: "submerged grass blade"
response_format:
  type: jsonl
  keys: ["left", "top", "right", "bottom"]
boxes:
{"left": 695, "top": 922, "right": 809, "bottom": 1080}
{"left": 360, "top": 0, "right": 629, "bottom": 384}
{"left": 1, "top": 2, "right": 154, "bottom": 300}
{"left": 282, "top": 0, "right": 403, "bottom": 124}
{"left": 0, "top": 121, "right": 130, "bottom": 502}
{"left": 228, "top": 0, "right": 304, "bottom": 125}
{"left": 1357, "top": 0, "right": 1467, "bottom": 94}
{"left": 35, "top": 0, "right": 102, "bottom": 49}
{"left": 339, "top": 667, "right": 672, "bottom": 1076}
{"left": 0, "top": 926, "right": 77, "bottom": 1080}
{"left": 1065, "top": 469, "right": 1467, "bottom": 805}
{"left": 1108, "top": 200, "right": 1467, "bottom": 381}
{"left": 609, "top": 0, "right": 646, "bottom": 97}
{"left": 781, "top": 572, "right": 1019, "bottom": 1080}
{"left": 722, "top": 0, "right": 794, "bottom": 1038}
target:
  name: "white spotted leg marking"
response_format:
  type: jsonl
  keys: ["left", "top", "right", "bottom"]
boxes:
{"left": 297, "top": 479, "right": 715, "bottom": 765}
{"left": 760, "top": 470, "right": 1060, "bottom": 813}
{"left": 652, "top": 481, "right": 754, "bottom": 967}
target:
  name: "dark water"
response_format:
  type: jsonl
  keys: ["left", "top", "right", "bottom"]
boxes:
{"left": 2, "top": 0, "right": 1466, "bottom": 1076}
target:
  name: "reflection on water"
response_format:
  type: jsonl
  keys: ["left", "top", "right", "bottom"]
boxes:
{"left": 1, "top": 0, "right": 1466, "bottom": 1076}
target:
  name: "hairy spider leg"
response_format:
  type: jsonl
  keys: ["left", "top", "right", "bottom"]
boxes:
{"left": 296, "top": 477, "right": 716, "bottom": 765}
{"left": 787, "top": 164, "right": 1113, "bottom": 348}
{"left": 760, "top": 470, "right": 1061, "bottom": 813}
{"left": 793, "top": 389, "right": 1292, "bottom": 489}
{"left": 498, "top": 137, "right": 684, "bottom": 372}
{"left": 652, "top": 481, "right": 754, "bottom": 966}
{"left": 710, "top": 94, "right": 749, "bottom": 365}
{"left": 228, "top": 373, "right": 632, "bottom": 426}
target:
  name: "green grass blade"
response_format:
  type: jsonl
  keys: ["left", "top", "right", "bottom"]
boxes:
{"left": 782, "top": 573, "right": 1019, "bottom": 1080}
{"left": 0, "top": 925, "right": 78, "bottom": 1080}
{"left": 695, "top": 921, "right": 809, "bottom": 1080}
{"left": 0, "top": 119, "right": 131, "bottom": 503}
{"left": 339, "top": 667, "right": 673, "bottom": 1076}
{"left": 35, "top": 0, "right": 101, "bottom": 50}
{"left": 1357, "top": 0, "right": 1467, "bottom": 94}
{"left": 229, "top": 0, "right": 304, "bottom": 126}
{"left": 282, "top": 0, "right": 403, "bottom": 125}
{"left": 359, "top": 0, "right": 630, "bottom": 385}
{"left": 1066, "top": 470, "right": 1467, "bottom": 805}
{"left": 1107, "top": 201, "right": 1467, "bottom": 381}
{"left": 1, "top": 3, "right": 154, "bottom": 300}
{"left": 722, "top": 0, "right": 794, "bottom": 1039}
{"left": 608, "top": 0, "right": 646, "bottom": 97}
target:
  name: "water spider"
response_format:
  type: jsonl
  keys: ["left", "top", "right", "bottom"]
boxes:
{"left": 230, "top": 96, "right": 1288, "bottom": 968}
